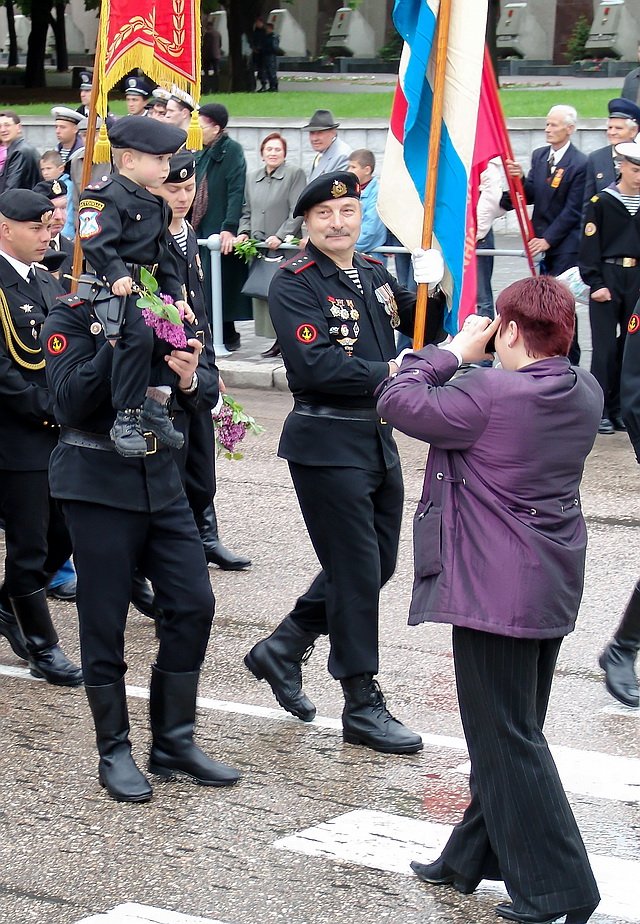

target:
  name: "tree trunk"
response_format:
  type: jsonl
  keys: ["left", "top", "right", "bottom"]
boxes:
{"left": 222, "top": 0, "right": 262, "bottom": 92}
{"left": 25, "top": 1, "right": 52, "bottom": 88}
{"left": 50, "top": 2, "right": 68, "bottom": 73}
{"left": 5, "top": 0, "right": 17, "bottom": 69}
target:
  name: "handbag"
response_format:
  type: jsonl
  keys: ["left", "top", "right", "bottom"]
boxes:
{"left": 241, "top": 252, "right": 285, "bottom": 300}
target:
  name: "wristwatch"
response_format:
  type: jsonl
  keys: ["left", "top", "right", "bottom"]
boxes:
{"left": 181, "top": 371, "right": 199, "bottom": 394}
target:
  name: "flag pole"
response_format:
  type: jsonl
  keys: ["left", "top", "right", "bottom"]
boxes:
{"left": 482, "top": 48, "right": 536, "bottom": 276}
{"left": 70, "top": 6, "right": 106, "bottom": 289}
{"left": 412, "top": 0, "right": 453, "bottom": 350}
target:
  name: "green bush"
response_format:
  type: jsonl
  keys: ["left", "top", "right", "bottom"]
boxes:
{"left": 565, "top": 15, "right": 592, "bottom": 63}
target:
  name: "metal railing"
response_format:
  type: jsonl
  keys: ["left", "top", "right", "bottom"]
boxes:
{"left": 197, "top": 235, "right": 529, "bottom": 356}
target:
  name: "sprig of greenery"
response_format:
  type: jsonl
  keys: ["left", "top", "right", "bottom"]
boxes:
{"left": 233, "top": 238, "right": 260, "bottom": 263}
{"left": 136, "top": 267, "right": 183, "bottom": 326}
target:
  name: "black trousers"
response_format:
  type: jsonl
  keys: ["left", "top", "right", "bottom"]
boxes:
{"left": 589, "top": 263, "right": 640, "bottom": 417}
{"left": 286, "top": 462, "right": 403, "bottom": 679}
{"left": 62, "top": 494, "right": 214, "bottom": 685}
{"left": 441, "top": 627, "right": 600, "bottom": 916}
{"left": 112, "top": 298, "right": 175, "bottom": 410}
{"left": 0, "top": 469, "right": 71, "bottom": 597}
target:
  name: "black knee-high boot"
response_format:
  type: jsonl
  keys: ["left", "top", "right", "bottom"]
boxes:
{"left": 599, "top": 580, "right": 640, "bottom": 707}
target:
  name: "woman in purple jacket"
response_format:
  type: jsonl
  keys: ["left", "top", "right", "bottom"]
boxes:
{"left": 377, "top": 276, "right": 602, "bottom": 924}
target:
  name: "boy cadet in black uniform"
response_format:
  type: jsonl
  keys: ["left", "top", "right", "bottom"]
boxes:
{"left": 244, "top": 171, "right": 445, "bottom": 755}
{"left": 77, "top": 116, "right": 190, "bottom": 457}
{"left": 579, "top": 140, "right": 640, "bottom": 434}
{"left": 156, "top": 152, "right": 251, "bottom": 570}
{"left": 42, "top": 228, "right": 240, "bottom": 804}
{"left": 0, "top": 189, "right": 82, "bottom": 686}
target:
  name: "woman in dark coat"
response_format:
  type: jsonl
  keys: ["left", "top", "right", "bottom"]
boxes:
{"left": 377, "top": 277, "right": 603, "bottom": 924}
{"left": 192, "top": 103, "right": 251, "bottom": 351}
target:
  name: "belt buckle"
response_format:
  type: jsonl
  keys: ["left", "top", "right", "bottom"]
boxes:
{"left": 144, "top": 431, "right": 158, "bottom": 455}
{"left": 623, "top": 257, "right": 637, "bottom": 268}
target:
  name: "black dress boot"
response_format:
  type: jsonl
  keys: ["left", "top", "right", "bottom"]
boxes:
{"left": 599, "top": 580, "right": 640, "bottom": 707}
{"left": 147, "top": 665, "right": 240, "bottom": 786}
{"left": 196, "top": 503, "right": 251, "bottom": 570}
{"left": 140, "top": 392, "right": 184, "bottom": 450}
{"left": 10, "top": 589, "right": 83, "bottom": 686}
{"left": 110, "top": 407, "right": 147, "bottom": 457}
{"left": 85, "top": 678, "right": 153, "bottom": 803}
{"left": 410, "top": 857, "right": 480, "bottom": 894}
{"left": 244, "top": 616, "right": 318, "bottom": 721}
{"left": 0, "top": 599, "right": 29, "bottom": 661}
{"left": 341, "top": 675, "right": 423, "bottom": 754}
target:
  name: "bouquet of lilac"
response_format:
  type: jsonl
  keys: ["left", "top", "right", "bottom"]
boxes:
{"left": 135, "top": 267, "right": 187, "bottom": 348}
{"left": 213, "top": 394, "right": 264, "bottom": 460}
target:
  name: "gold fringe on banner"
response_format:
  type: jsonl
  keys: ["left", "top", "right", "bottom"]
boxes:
{"left": 93, "top": 123, "right": 111, "bottom": 164}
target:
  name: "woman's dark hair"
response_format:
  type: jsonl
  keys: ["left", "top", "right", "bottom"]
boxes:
{"left": 260, "top": 132, "right": 287, "bottom": 157}
{"left": 495, "top": 275, "right": 575, "bottom": 357}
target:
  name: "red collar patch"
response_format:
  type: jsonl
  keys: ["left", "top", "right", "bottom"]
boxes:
{"left": 296, "top": 323, "right": 317, "bottom": 344}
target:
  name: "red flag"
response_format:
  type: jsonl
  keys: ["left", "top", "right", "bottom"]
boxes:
{"left": 459, "top": 48, "right": 535, "bottom": 324}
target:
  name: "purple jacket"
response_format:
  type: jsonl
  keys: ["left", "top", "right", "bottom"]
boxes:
{"left": 377, "top": 347, "right": 603, "bottom": 639}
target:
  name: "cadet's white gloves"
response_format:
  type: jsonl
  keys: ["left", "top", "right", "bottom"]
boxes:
{"left": 412, "top": 248, "right": 444, "bottom": 288}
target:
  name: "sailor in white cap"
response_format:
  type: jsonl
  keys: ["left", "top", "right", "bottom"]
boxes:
{"left": 165, "top": 86, "right": 199, "bottom": 133}
{"left": 51, "top": 106, "right": 84, "bottom": 163}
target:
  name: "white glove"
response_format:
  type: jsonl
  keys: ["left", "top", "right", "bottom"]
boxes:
{"left": 412, "top": 248, "right": 444, "bottom": 287}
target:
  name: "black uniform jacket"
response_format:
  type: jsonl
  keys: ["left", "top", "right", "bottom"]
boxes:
{"left": 578, "top": 186, "right": 640, "bottom": 291}
{"left": 0, "top": 258, "right": 62, "bottom": 470}
{"left": 43, "top": 298, "right": 206, "bottom": 514}
{"left": 78, "top": 174, "right": 183, "bottom": 301}
{"left": 583, "top": 145, "right": 618, "bottom": 206}
{"left": 270, "top": 241, "right": 438, "bottom": 469}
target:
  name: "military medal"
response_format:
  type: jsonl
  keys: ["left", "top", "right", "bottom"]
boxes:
{"left": 374, "top": 283, "right": 401, "bottom": 328}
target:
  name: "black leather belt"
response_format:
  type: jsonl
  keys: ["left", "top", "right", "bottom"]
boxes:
{"left": 125, "top": 263, "right": 158, "bottom": 282}
{"left": 60, "top": 426, "right": 158, "bottom": 454}
{"left": 293, "top": 401, "right": 382, "bottom": 422}
{"left": 604, "top": 257, "right": 638, "bottom": 267}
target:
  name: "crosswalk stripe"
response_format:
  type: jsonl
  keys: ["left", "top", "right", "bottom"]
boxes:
{"left": 1, "top": 663, "right": 638, "bottom": 803}
{"left": 74, "top": 901, "right": 228, "bottom": 923}
{"left": 274, "top": 809, "right": 638, "bottom": 922}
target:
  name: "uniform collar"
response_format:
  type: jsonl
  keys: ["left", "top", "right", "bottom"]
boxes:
{"left": 0, "top": 248, "right": 33, "bottom": 281}
{"left": 306, "top": 240, "right": 371, "bottom": 276}
{"left": 113, "top": 173, "right": 158, "bottom": 200}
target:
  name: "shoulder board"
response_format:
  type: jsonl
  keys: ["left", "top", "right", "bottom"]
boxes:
{"left": 363, "top": 254, "right": 384, "bottom": 265}
{"left": 591, "top": 195, "right": 599, "bottom": 203}
{"left": 84, "top": 178, "right": 112, "bottom": 192}
{"left": 283, "top": 253, "right": 316, "bottom": 274}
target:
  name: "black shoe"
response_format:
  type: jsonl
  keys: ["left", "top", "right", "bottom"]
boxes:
{"left": 599, "top": 641, "right": 639, "bottom": 707}
{"left": 598, "top": 417, "right": 614, "bottom": 435}
{"left": 261, "top": 340, "right": 281, "bottom": 358}
{"left": 244, "top": 616, "right": 317, "bottom": 721}
{"left": 148, "top": 666, "right": 240, "bottom": 786}
{"left": 10, "top": 589, "right": 83, "bottom": 686}
{"left": 410, "top": 858, "right": 479, "bottom": 895}
{"left": 612, "top": 416, "right": 627, "bottom": 432}
{"left": 196, "top": 504, "right": 251, "bottom": 571}
{"left": 131, "top": 572, "right": 156, "bottom": 619}
{"left": 224, "top": 334, "right": 241, "bottom": 352}
{"left": 0, "top": 603, "right": 29, "bottom": 661}
{"left": 140, "top": 394, "right": 184, "bottom": 450}
{"left": 86, "top": 679, "right": 153, "bottom": 803}
{"left": 341, "top": 675, "right": 423, "bottom": 754}
{"left": 495, "top": 901, "right": 597, "bottom": 924}
{"left": 47, "top": 579, "right": 77, "bottom": 601}
{"left": 111, "top": 408, "right": 147, "bottom": 457}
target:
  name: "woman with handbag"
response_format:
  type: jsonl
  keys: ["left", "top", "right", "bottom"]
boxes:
{"left": 377, "top": 277, "right": 603, "bottom": 924}
{"left": 235, "top": 132, "right": 306, "bottom": 358}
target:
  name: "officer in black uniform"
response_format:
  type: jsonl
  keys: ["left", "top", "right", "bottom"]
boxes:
{"left": 579, "top": 141, "right": 640, "bottom": 434}
{"left": 0, "top": 189, "right": 82, "bottom": 686}
{"left": 157, "top": 151, "right": 251, "bottom": 570}
{"left": 599, "top": 307, "right": 640, "bottom": 708}
{"left": 244, "top": 171, "right": 445, "bottom": 755}
{"left": 43, "top": 204, "right": 240, "bottom": 804}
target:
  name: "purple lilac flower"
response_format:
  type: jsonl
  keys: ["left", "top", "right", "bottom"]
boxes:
{"left": 142, "top": 309, "right": 188, "bottom": 348}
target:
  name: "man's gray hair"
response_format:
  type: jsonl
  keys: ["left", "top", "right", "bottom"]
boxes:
{"left": 547, "top": 105, "right": 578, "bottom": 127}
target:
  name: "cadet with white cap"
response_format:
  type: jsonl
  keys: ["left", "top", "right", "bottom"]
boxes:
{"left": 165, "top": 86, "right": 198, "bottom": 133}
{"left": 579, "top": 139, "right": 640, "bottom": 435}
{"left": 51, "top": 106, "right": 84, "bottom": 163}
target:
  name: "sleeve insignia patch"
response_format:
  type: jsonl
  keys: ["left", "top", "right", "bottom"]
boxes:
{"left": 296, "top": 323, "right": 318, "bottom": 344}
{"left": 47, "top": 333, "right": 67, "bottom": 354}
{"left": 628, "top": 314, "right": 639, "bottom": 334}
{"left": 584, "top": 222, "right": 597, "bottom": 237}
{"left": 78, "top": 209, "right": 102, "bottom": 239}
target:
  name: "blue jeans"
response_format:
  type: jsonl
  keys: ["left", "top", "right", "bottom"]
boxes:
{"left": 476, "top": 229, "right": 495, "bottom": 319}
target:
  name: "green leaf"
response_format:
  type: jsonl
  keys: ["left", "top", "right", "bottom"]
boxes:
{"left": 161, "top": 303, "right": 183, "bottom": 326}
{"left": 136, "top": 295, "right": 159, "bottom": 310}
{"left": 140, "top": 267, "right": 158, "bottom": 293}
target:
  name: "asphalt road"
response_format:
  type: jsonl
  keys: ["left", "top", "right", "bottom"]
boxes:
{"left": 0, "top": 384, "right": 638, "bottom": 924}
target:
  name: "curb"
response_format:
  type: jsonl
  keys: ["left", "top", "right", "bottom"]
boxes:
{"left": 217, "top": 358, "right": 289, "bottom": 392}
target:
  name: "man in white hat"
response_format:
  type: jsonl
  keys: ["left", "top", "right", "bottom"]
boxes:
{"left": 304, "top": 109, "right": 351, "bottom": 182}
{"left": 51, "top": 106, "right": 83, "bottom": 163}
{"left": 164, "top": 87, "right": 198, "bottom": 134}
